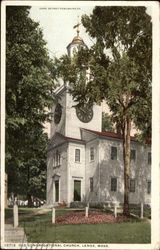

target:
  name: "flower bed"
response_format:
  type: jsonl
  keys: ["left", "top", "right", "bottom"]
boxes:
{"left": 55, "top": 211, "right": 133, "bottom": 225}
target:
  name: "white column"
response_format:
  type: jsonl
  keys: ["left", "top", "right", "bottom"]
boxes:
{"left": 141, "top": 202, "right": 144, "bottom": 219}
{"left": 85, "top": 207, "right": 89, "bottom": 218}
{"left": 13, "top": 204, "right": 18, "bottom": 228}
{"left": 52, "top": 207, "right": 56, "bottom": 223}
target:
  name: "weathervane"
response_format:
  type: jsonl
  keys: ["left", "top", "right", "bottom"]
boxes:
{"left": 73, "top": 16, "right": 81, "bottom": 36}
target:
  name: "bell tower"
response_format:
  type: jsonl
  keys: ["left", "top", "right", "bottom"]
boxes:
{"left": 50, "top": 21, "right": 102, "bottom": 140}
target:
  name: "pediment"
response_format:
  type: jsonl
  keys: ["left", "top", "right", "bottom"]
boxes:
{"left": 47, "top": 133, "right": 67, "bottom": 151}
{"left": 52, "top": 173, "right": 61, "bottom": 180}
{"left": 80, "top": 128, "right": 98, "bottom": 142}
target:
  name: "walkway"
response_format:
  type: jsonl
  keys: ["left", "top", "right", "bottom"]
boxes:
{"left": 5, "top": 224, "right": 27, "bottom": 243}
{"left": 5, "top": 208, "right": 51, "bottom": 243}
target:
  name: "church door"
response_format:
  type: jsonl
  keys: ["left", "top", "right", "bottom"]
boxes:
{"left": 74, "top": 180, "right": 81, "bottom": 201}
{"left": 55, "top": 180, "right": 59, "bottom": 202}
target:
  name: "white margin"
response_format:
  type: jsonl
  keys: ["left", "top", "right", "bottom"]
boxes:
{"left": 152, "top": 1, "right": 160, "bottom": 249}
{"left": 1, "top": 1, "right": 160, "bottom": 250}
{"left": 1, "top": 1, "right": 6, "bottom": 248}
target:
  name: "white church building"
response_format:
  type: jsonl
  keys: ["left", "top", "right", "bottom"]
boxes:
{"left": 46, "top": 27, "right": 151, "bottom": 207}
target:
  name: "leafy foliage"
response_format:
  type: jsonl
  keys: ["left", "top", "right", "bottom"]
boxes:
{"left": 102, "top": 112, "right": 114, "bottom": 132}
{"left": 6, "top": 6, "right": 56, "bottom": 200}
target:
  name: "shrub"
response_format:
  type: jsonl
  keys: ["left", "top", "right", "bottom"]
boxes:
{"left": 70, "top": 201, "right": 87, "bottom": 208}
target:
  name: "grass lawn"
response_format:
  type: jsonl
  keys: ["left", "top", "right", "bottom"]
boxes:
{"left": 23, "top": 221, "right": 151, "bottom": 243}
{"left": 10, "top": 208, "right": 151, "bottom": 244}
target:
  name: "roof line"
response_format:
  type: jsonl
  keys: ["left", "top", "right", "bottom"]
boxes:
{"left": 81, "top": 128, "right": 151, "bottom": 145}
{"left": 81, "top": 128, "right": 135, "bottom": 141}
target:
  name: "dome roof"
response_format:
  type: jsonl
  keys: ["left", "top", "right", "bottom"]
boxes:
{"left": 72, "top": 35, "right": 84, "bottom": 45}
{"left": 66, "top": 24, "right": 87, "bottom": 54}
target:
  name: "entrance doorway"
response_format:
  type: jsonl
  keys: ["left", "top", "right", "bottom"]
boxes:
{"left": 74, "top": 180, "right": 81, "bottom": 201}
{"left": 55, "top": 180, "right": 59, "bottom": 202}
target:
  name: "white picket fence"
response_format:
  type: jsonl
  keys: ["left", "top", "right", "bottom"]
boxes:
{"left": 51, "top": 201, "right": 150, "bottom": 224}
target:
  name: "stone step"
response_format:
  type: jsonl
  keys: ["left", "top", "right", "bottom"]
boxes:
{"left": 5, "top": 239, "right": 27, "bottom": 243}
{"left": 5, "top": 237, "right": 27, "bottom": 241}
{"left": 5, "top": 236, "right": 27, "bottom": 243}
{"left": 5, "top": 233, "right": 25, "bottom": 237}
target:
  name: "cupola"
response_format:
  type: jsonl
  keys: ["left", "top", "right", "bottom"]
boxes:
{"left": 67, "top": 21, "right": 87, "bottom": 57}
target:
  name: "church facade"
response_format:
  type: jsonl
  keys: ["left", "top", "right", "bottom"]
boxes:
{"left": 46, "top": 27, "right": 151, "bottom": 207}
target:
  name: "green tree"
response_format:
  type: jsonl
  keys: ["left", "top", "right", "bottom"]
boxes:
{"left": 102, "top": 112, "right": 114, "bottom": 132}
{"left": 6, "top": 6, "right": 56, "bottom": 203}
{"left": 56, "top": 7, "right": 152, "bottom": 215}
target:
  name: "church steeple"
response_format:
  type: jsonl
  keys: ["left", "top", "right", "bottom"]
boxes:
{"left": 67, "top": 18, "right": 87, "bottom": 57}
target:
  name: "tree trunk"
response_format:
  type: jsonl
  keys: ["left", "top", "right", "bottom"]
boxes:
{"left": 123, "top": 116, "right": 131, "bottom": 216}
{"left": 27, "top": 193, "right": 33, "bottom": 207}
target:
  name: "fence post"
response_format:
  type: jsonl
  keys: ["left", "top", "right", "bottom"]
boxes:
{"left": 141, "top": 202, "right": 144, "bottom": 219}
{"left": 52, "top": 207, "right": 56, "bottom": 223}
{"left": 87, "top": 202, "right": 90, "bottom": 209}
{"left": 85, "top": 206, "right": 89, "bottom": 218}
{"left": 13, "top": 203, "right": 18, "bottom": 228}
{"left": 114, "top": 203, "right": 117, "bottom": 218}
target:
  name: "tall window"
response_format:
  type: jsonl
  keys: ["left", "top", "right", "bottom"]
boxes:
{"left": 75, "top": 149, "right": 80, "bottom": 162}
{"left": 111, "top": 177, "right": 117, "bottom": 191}
{"left": 53, "top": 156, "right": 55, "bottom": 167}
{"left": 55, "top": 150, "right": 60, "bottom": 166}
{"left": 111, "top": 147, "right": 117, "bottom": 160}
{"left": 130, "top": 149, "right": 136, "bottom": 162}
{"left": 130, "top": 179, "right": 135, "bottom": 192}
{"left": 90, "top": 147, "right": 94, "bottom": 161}
{"left": 53, "top": 154, "right": 60, "bottom": 167}
{"left": 147, "top": 181, "right": 151, "bottom": 194}
{"left": 90, "top": 177, "right": 93, "bottom": 192}
{"left": 148, "top": 152, "right": 151, "bottom": 165}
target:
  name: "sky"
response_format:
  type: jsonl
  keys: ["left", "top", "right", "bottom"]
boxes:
{"left": 29, "top": 5, "right": 152, "bottom": 59}
{"left": 29, "top": 6, "right": 94, "bottom": 58}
